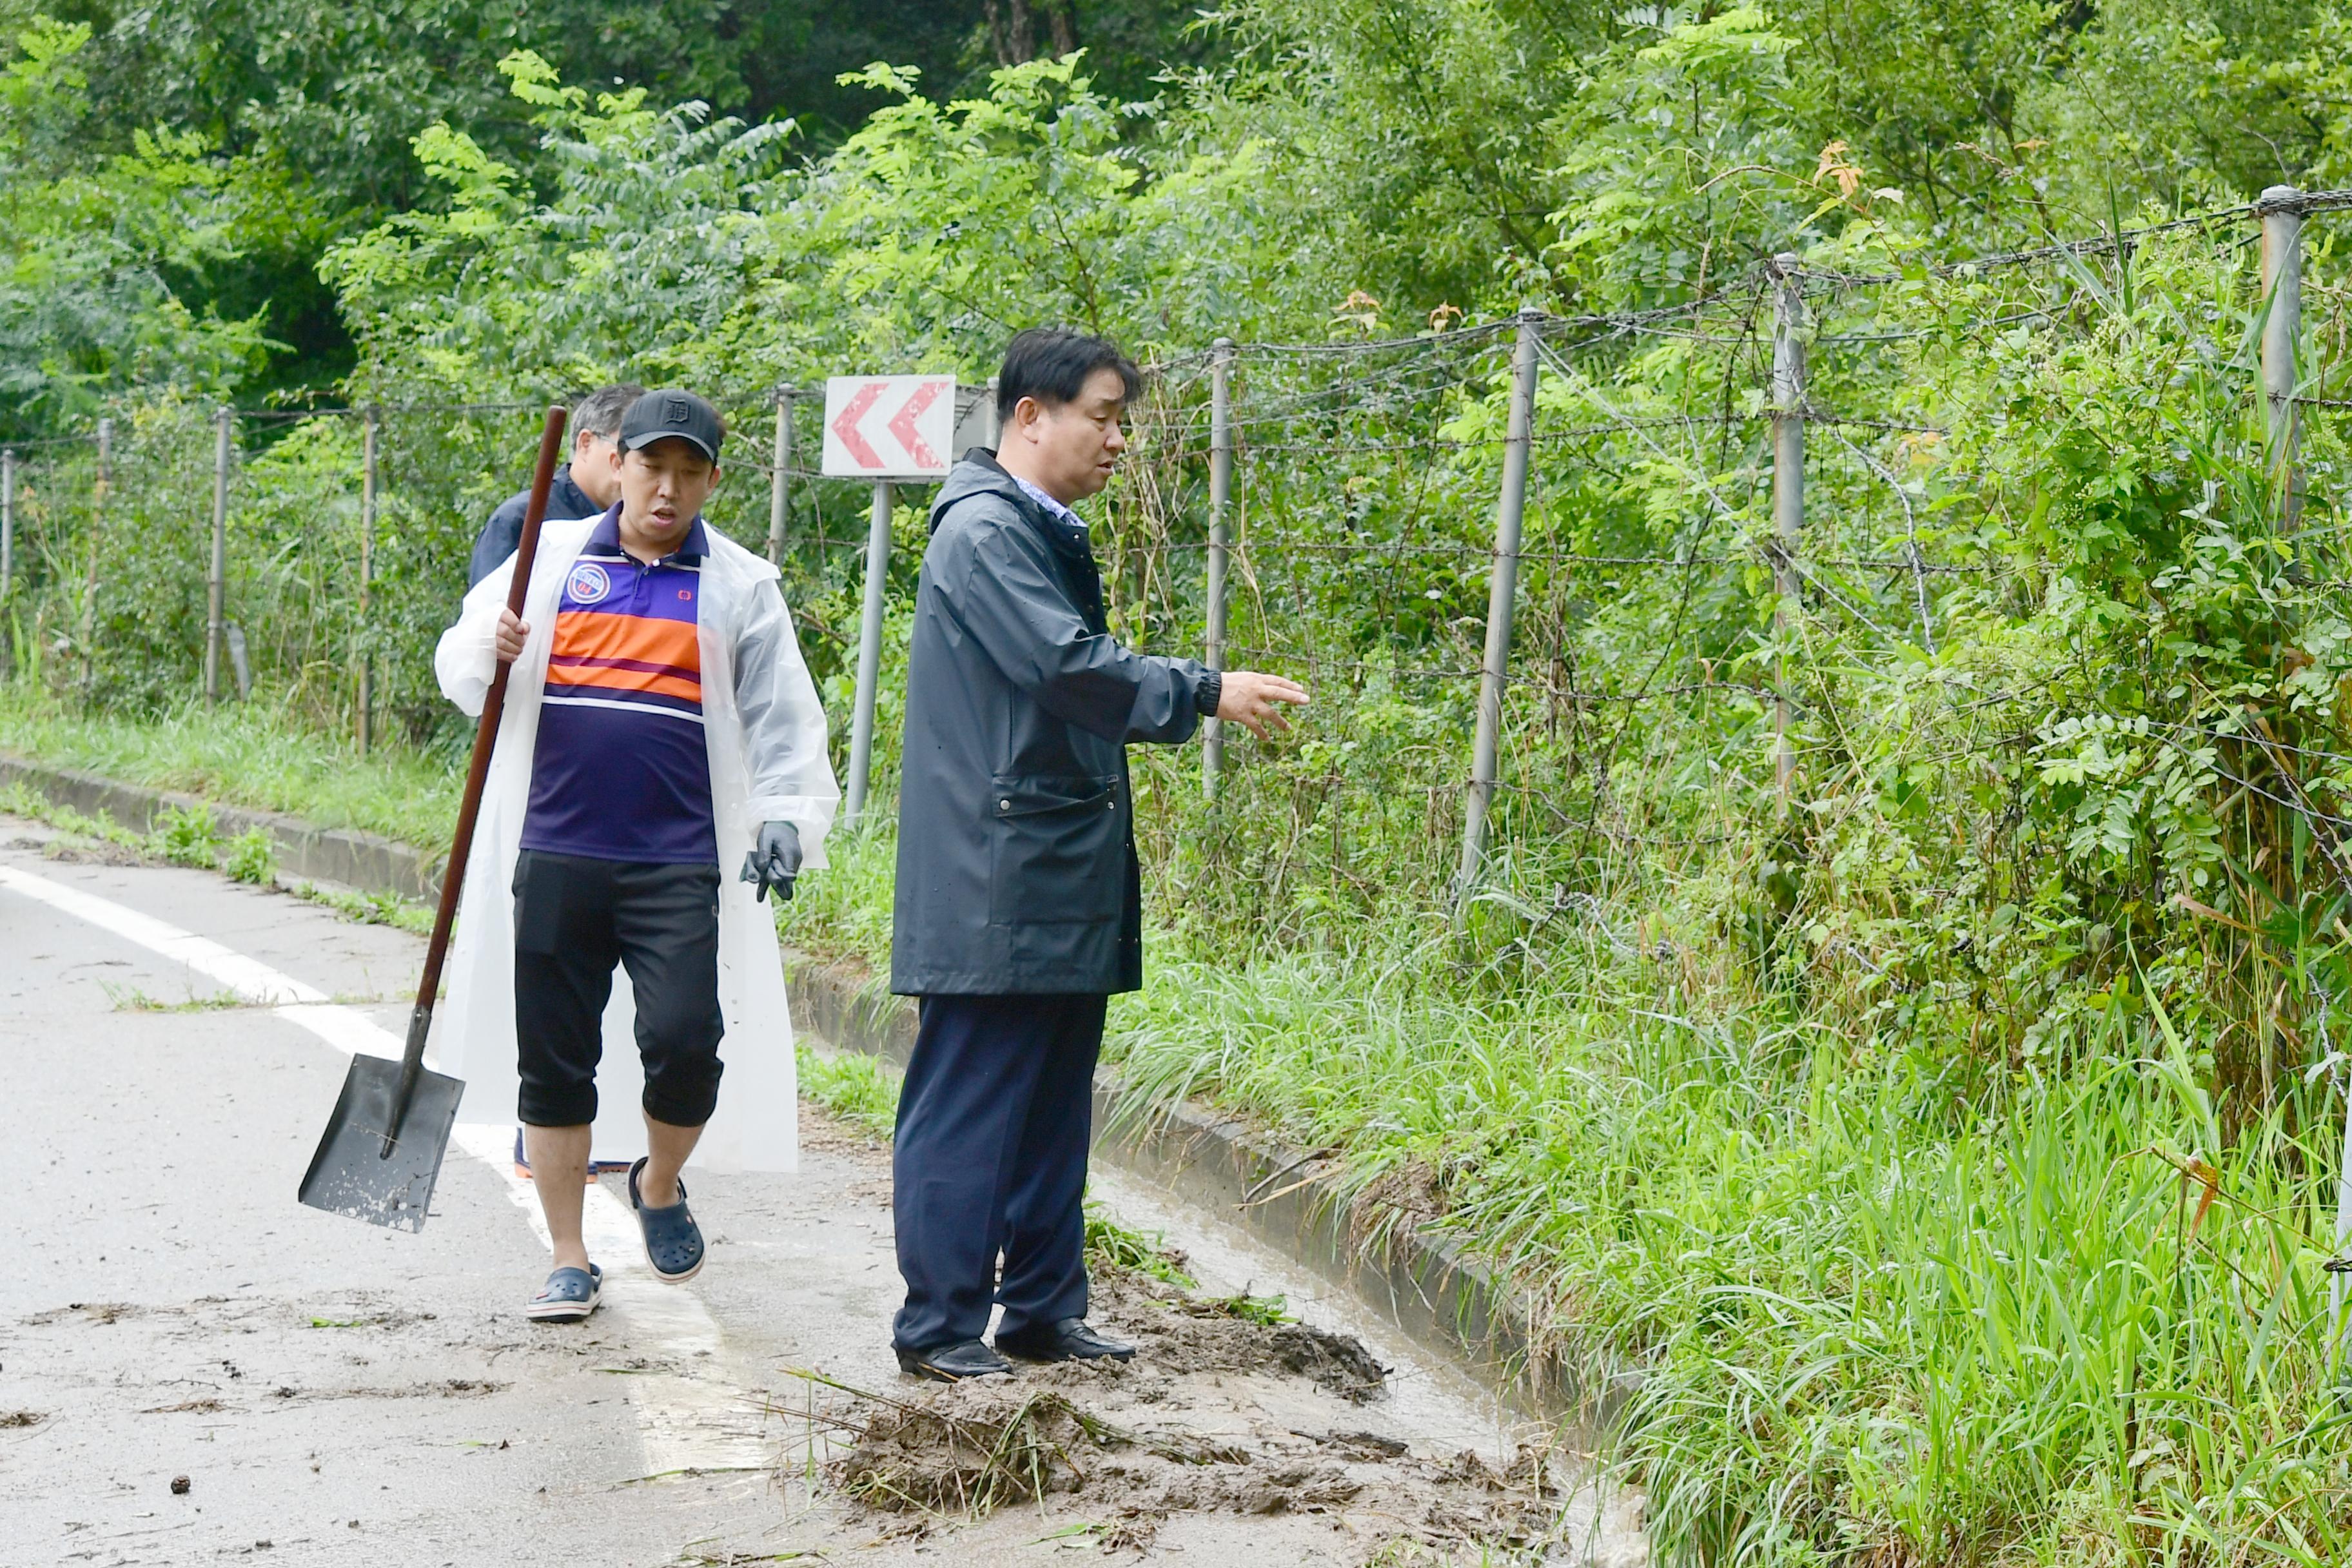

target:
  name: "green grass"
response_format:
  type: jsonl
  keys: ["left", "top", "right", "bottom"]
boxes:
{"left": 289, "top": 881, "right": 435, "bottom": 936}
{"left": 1, "top": 785, "right": 281, "bottom": 887}
{"left": 1099, "top": 937, "right": 2352, "bottom": 1565}
{"left": 794, "top": 1043, "right": 901, "bottom": 1139}
{"left": 775, "top": 817, "right": 897, "bottom": 969}
{"left": 1081, "top": 1208, "right": 1200, "bottom": 1292}
{"left": 0, "top": 683, "right": 460, "bottom": 852}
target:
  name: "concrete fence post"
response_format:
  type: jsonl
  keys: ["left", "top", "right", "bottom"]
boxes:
{"left": 1456, "top": 309, "right": 1542, "bottom": 897}
{"left": 79, "top": 416, "right": 112, "bottom": 695}
{"left": 767, "top": 387, "right": 794, "bottom": 567}
{"left": 2260, "top": 185, "right": 2304, "bottom": 534}
{"left": 1770, "top": 253, "right": 1807, "bottom": 801}
{"left": 358, "top": 408, "right": 377, "bottom": 750}
{"left": 206, "top": 409, "right": 230, "bottom": 705}
{"left": 1203, "top": 337, "right": 1235, "bottom": 796}
{"left": 844, "top": 478, "right": 893, "bottom": 825}
{"left": 1, "top": 448, "right": 14, "bottom": 603}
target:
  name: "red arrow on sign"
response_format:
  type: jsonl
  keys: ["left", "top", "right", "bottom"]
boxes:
{"left": 828, "top": 381, "right": 885, "bottom": 470}
{"left": 885, "top": 379, "right": 943, "bottom": 471}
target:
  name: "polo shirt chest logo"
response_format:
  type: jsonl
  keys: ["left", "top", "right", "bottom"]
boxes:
{"left": 565, "top": 561, "right": 612, "bottom": 605}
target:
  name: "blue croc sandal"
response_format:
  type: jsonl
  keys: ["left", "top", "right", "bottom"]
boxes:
{"left": 527, "top": 1263, "right": 602, "bottom": 1323}
{"left": 627, "top": 1157, "right": 705, "bottom": 1284}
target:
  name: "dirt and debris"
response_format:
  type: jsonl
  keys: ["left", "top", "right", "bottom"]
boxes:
{"left": 1268, "top": 1321, "right": 1393, "bottom": 1401}
{"left": 1068, "top": 1260, "right": 1393, "bottom": 1401}
{"left": 268, "top": 1378, "right": 508, "bottom": 1402}
{"left": 1301, "top": 1427, "right": 1413, "bottom": 1460}
{"left": 38, "top": 838, "right": 145, "bottom": 868}
{"left": 782, "top": 1253, "right": 1580, "bottom": 1561}
{"left": 29, "top": 1301, "right": 141, "bottom": 1325}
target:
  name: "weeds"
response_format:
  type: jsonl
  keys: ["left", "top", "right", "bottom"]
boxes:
{"left": 288, "top": 881, "right": 433, "bottom": 936}
{"left": 151, "top": 802, "right": 220, "bottom": 867}
{"left": 794, "top": 1044, "right": 899, "bottom": 1139}
{"left": 222, "top": 827, "right": 275, "bottom": 884}
{"left": 1083, "top": 1208, "right": 1199, "bottom": 1291}
{"left": 1185, "top": 1289, "right": 1293, "bottom": 1327}
{"left": 103, "top": 985, "right": 246, "bottom": 1012}
{"left": 6, "top": 784, "right": 277, "bottom": 888}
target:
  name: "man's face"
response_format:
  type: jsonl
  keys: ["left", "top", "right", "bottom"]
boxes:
{"left": 616, "top": 439, "right": 720, "bottom": 555}
{"left": 573, "top": 429, "right": 624, "bottom": 509}
{"left": 1010, "top": 366, "right": 1129, "bottom": 504}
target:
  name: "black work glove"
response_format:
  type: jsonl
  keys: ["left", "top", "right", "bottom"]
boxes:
{"left": 740, "top": 820, "right": 802, "bottom": 903}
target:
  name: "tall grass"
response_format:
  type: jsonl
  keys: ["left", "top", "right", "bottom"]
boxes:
{"left": 775, "top": 814, "right": 899, "bottom": 968}
{"left": 1108, "top": 933, "right": 2352, "bottom": 1564}
{"left": 0, "top": 681, "right": 460, "bottom": 849}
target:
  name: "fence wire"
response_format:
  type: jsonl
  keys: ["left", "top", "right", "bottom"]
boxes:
{"left": 8, "top": 188, "right": 2352, "bottom": 950}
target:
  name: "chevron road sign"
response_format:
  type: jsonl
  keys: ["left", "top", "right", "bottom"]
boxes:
{"left": 820, "top": 375, "right": 957, "bottom": 479}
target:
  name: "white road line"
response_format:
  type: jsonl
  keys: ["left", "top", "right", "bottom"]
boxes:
{"left": 0, "top": 861, "right": 772, "bottom": 1475}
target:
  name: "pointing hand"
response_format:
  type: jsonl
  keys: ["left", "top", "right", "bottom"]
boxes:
{"left": 1216, "top": 671, "right": 1311, "bottom": 740}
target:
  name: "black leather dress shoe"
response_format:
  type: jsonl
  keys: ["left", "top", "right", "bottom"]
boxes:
{"left": 895, "top": 1339, "right": 1013, "bottom": 1382}
{"left": 994, "top": 1318, "right": 1136, "bottom": 1363}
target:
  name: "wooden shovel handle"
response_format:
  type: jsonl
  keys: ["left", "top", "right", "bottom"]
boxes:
{"left": 402, "top": 406, "right": 569, "bottom": 1066}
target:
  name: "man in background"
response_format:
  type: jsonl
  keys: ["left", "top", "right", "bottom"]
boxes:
{"left": 467, "top": 382, "right": 646, "bottom": 585}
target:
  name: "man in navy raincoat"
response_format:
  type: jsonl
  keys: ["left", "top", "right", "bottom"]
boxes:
{"left": 887, "top": 328, "right": 1308, "bottom": 1382}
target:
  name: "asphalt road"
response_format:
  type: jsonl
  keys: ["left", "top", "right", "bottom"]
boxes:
{"left": 0, "top": 819, "right": 1637, "bottom": 1567}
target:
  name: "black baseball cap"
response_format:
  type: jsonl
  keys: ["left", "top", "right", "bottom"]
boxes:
{"left": 618, "top": 388, "right": 725, "bottom": 464}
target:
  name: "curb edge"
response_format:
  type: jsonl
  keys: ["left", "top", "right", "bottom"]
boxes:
{"left": 0, "top": 753, "right": 442, "bottom": 902}
{"left": 787, "top": 950, "right": 1616, "bottom": 1426}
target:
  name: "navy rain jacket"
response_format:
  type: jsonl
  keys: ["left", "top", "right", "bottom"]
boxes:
{"left": 890, "top": 452, "right": 1219, "bottom": 996}
{"left": 466, "top": 463, "right": 602, "bottom": 585}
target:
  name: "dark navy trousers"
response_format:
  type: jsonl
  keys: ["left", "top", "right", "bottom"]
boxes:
{"left": 890, "top": 992, "right": 1106, "bottom": 1352}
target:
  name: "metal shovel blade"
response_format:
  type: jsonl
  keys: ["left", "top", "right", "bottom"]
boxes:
{"left": 297, "top": 1054, "right": 464, "bottom": 1232}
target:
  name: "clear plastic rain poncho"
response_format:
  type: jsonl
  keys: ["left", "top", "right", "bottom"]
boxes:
{"left": 431, "top": 515, "right": 839, "bottom": 1171}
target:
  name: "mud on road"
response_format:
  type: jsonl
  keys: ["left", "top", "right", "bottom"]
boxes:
{"left": 793, "top": 1228, "right": 1600, "bottom": 1561}
{"left": 0, "top": 819, "right": 1644, "bottom": 1566}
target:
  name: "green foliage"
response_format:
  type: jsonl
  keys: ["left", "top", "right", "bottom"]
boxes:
{"left": 149, "top": 800, "right": 220, "bottom": 867}
{"left": 0, "top": 14, "right": 270, "bottom": 435}
{"left": 793, "top": 1042, "right": 901, "bottom": 1139}
{"left": 776, "top": 818, "right": 902, "bottom": 968}
{"left": 1081, "top": 1208, "right": 1200, "bottom": 1289}
{"left": 220, "top": 825, "right": 273, "bottom": 883}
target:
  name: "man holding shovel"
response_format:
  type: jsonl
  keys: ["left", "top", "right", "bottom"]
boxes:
{"left": 888, "top": 328, "right": 1309, "bottom": 1380}
{"left": 435, "top": 389, "right": 837, "bottom": 1321}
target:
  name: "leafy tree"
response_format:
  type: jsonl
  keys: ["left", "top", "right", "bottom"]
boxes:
{"left": 0, "top": 12, "right": 269, "bottom": 436}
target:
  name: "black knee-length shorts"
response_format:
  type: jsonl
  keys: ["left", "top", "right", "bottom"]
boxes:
{"left": 511, "top": 850, "right": 725, "bottom": 1129}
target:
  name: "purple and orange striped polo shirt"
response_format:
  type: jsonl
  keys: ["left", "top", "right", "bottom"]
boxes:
{"left": 518, "top": 506, "right": 717, "bottom": 865}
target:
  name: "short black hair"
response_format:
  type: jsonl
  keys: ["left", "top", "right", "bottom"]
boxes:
{"left": 574, "top": 382, "right": 647, "bottom": 442}
{"left": 996, "top": 328, "right": 1142, "bottom": 424}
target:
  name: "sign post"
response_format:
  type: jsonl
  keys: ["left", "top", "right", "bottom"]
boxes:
{"left": 822, "top": 375, "right": 956, "bottom": 825}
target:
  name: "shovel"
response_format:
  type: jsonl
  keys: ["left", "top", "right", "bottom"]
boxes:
{"left": 299, "top": 405, "right": 570, "bottom": 1231}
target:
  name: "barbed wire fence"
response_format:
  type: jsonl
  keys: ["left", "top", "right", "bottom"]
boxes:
{"left": 6, "top": 184, "right": 2352, "bottom": 968}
